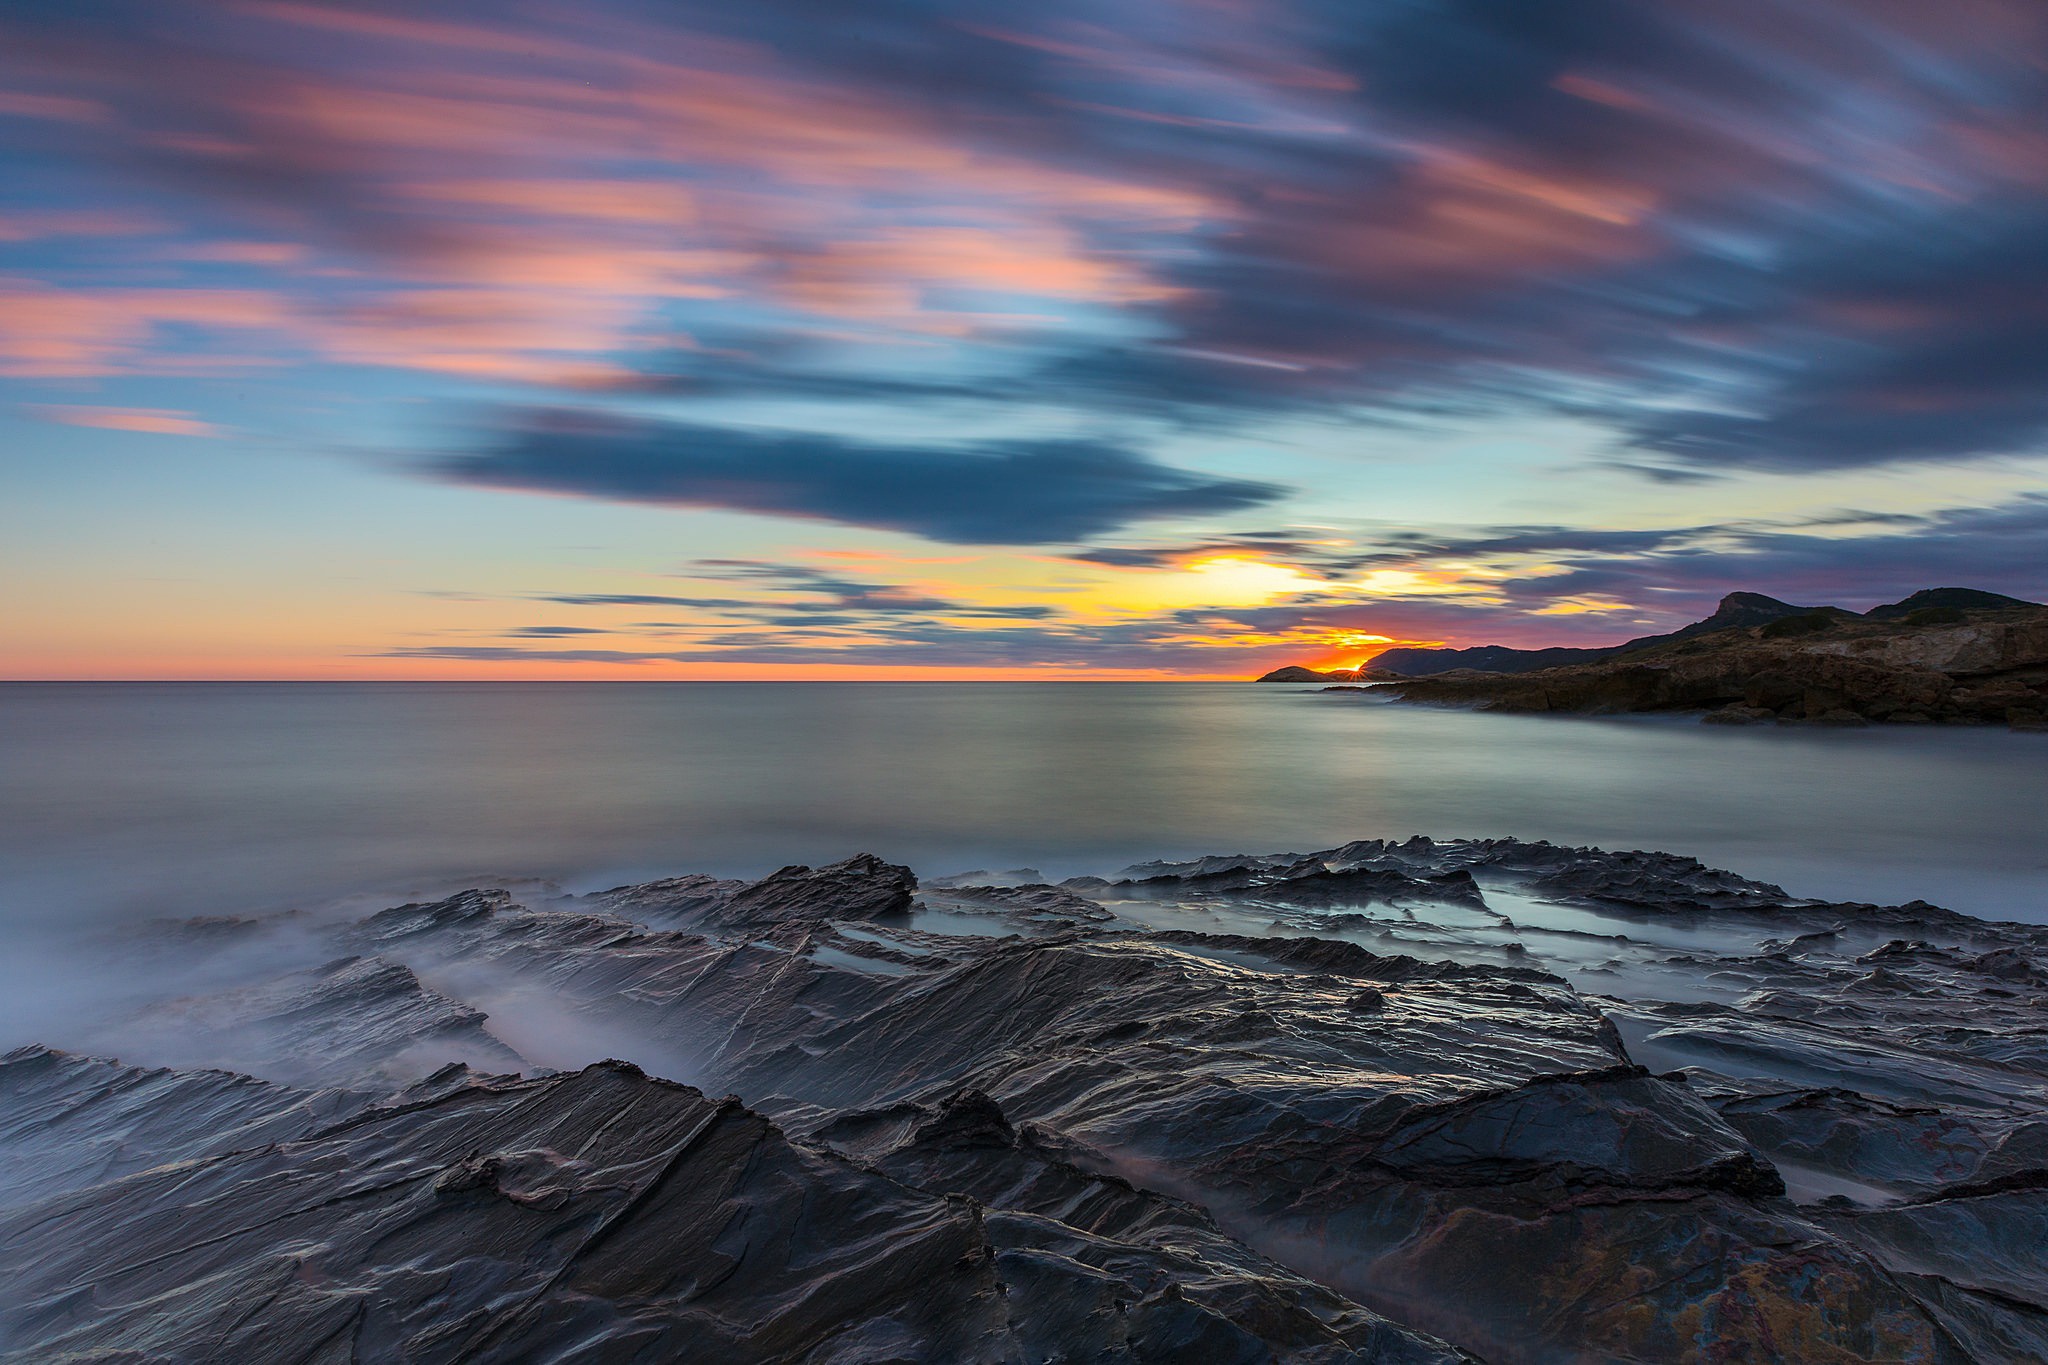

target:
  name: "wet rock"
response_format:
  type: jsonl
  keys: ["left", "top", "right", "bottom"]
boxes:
{"left": 128, "top": 954, "right": 527, "bottom": 1087}
{"left": 0, "top": 1045, "right": 369, "bottom": 1211}
{"left": 582, "top": 872, "right": 746, "bottom": 923}
{"left": 702, "top": 852, "right": 917, "bottom": 929}
{"left": 927, "top": 867, "right": 1050, "bottom": 889}
{"left": 349, "top": 888, "right": 512, "bottom": 944}
{"left": 15, "top": 836, "right": 2048, "bottom": 1363}
{"left": 1818, "top": 1177, "right": 2048, "bottom": 1361}
{"left": 1118, "top": 855, "right": 1489, "bottom": 910}
{"left": 0, "top": 1060, "right": 1466, "bottom": 1364}
{"left": 938, "top": 881, "right": 1116, "bottom": 921}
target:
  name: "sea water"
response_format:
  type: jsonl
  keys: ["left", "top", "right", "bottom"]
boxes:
{"left": 2, "top": 681, "right": 2043, "bottom": 927}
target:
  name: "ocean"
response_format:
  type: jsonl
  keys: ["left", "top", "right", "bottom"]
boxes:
{"left": 3, "top": 680, "right": 2044, "bottom": 927}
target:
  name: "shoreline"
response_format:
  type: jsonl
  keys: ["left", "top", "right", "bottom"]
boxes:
{"left": 4, "top": 838, "right": 2044, "bottom": 1360}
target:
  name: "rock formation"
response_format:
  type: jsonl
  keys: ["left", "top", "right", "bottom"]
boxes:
{"left": 1356, "top": 593, "right": 2048, "bottom": 727}
{"left": 6, "top": 840, "right": 2048, "bottom": 1361}
{"left": 1366, "top": 591, "right": 1832, "bottom": 677}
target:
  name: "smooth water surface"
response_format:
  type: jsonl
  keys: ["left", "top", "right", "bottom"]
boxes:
{"left": 3, "top": 682, "right": 2044, "bottom": 925}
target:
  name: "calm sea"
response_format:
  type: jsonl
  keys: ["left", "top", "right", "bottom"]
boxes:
{"left": 3, "top": 681, "right": 2044, "bottom": 925}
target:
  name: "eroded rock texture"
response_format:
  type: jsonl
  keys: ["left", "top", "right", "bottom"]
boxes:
{"left": 5, "top": 838, "right": 2047, "bottom": 1362}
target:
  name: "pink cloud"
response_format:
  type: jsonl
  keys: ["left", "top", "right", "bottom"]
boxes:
{"left": 0, "top": 281, "right": 290, "bottom": 377}
{"left": 29, "top": 405, "right": 222, "bottom": 437}
{"left": 0, "top": 89, "right": 109, "bottom": 123}
{"left": 0, "top": 211, "right": 164, "bottom": 242}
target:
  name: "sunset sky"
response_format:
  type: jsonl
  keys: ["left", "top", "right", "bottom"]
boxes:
{"left": 4, "top": 0, "right": 2047, "bottom": 678}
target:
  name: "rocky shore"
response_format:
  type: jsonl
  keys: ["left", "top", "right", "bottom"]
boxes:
{"left": 1280, "top": 590, "right": 2048, "bottom": 728}
{"left": 5, "top": 845, "right": 2047, "bottom": 1361}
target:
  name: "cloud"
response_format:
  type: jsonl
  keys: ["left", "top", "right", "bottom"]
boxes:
{"left": 27, "top": 405, "right": 221, "bottom": 436}
{"left": 7, "top": 0, "right": 2048, "bottom": 476}
{"left": 0, "top": 281, "right": 288, "bottom": 377}
{"left": 433, "top": 411, "right": 1283, "bottom": 544}
{"left": 383, "top": 489, "right": 2048, "bottom": 674}
{"left": 1167, "top": 494, "right": 2048, "bottom": 651}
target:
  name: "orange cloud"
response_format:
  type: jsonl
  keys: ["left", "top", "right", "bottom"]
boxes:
{"left": 784, "top": 226, "right": 1178, "bottom": 319}
{"left": 401, "top": 179, "right": 699, "bottom": 225}
{"left": 30, "top": 406, "right": 221, "bottom": 436}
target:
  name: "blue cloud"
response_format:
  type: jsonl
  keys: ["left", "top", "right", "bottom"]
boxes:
{"left": 434, "top": 413, "right": 1283, "bottom": 545}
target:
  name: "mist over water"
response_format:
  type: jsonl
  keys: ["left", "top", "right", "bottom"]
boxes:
{"left": 2, "top": 681, "right": 2044, "bottom": 937}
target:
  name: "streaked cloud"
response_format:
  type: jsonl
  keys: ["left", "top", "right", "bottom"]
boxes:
{"left": 3, "top": 0, "right": 2046, "bottom": 676}
{"left": 28, "top": 405, "right": 221, "bottom": 437}
{"left": 433, "top": 411, "right": 1282, "bottom": 544}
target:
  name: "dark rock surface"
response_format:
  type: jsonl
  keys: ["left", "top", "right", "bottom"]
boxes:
{"left": 700, "top": 851, "right": 918, "bottom": 929}
{"left": 6, "top": 838, "right": 2048, "bottom": 1361}
{"left": 129, "top": 952, "right": 529, "bottom": 1087}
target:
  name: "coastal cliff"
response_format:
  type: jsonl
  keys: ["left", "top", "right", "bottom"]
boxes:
{"left": 1261, "top": 587, "right": 2048, "bottom": 727}
{"left": 1371, "top": 597, "right": 2048, "bottom": 727}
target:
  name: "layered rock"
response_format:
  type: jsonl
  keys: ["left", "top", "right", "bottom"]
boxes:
{"left": 0, "top": 1054, "right": 1465, "bottom": 1363}
{"left": 6, "top": 839, "right": 2048, "bottom": 1362}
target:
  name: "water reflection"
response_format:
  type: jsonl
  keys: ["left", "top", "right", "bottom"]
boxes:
{"left": 1, "top": 681, "right": 2043, "bottom": 926}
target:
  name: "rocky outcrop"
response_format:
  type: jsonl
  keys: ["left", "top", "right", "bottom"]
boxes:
{"left": 583, "top": 872, "right": 747, "bottom": 922}
{"left": 1365, "top": 591, "right": 1825, "bottom": 677}
{"left": 1367, "top": 601, "right": 2048, "bottom": 727}
{"left": 129, "top": 953, "right": 528, "bottom": 1087}
{"left": 7, "top": 839, "right": 2048, "bottom": 1362}
{"left": 700, "top": 852, "right": 917, "bottom": 930}
{"left": 0, "top": 1056, "right": 1466, "bottom": 1363}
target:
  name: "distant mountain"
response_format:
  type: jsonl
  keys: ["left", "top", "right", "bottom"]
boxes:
{"left": 1370, "top": 592, "right": 1819, "bottom": 677}
{"left": 1365, "top": 590, "right": 2048, "bottom": 728}
{"left": 1254, "top": 665, "right": 1356, "bottom": 683}
{"left": 1272, "top": 587, "right": 2044, "bottom": 681}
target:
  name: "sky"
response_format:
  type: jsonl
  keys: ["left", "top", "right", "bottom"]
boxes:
{"left": 3, "top": 0, "right": 2047, "bottom": 679}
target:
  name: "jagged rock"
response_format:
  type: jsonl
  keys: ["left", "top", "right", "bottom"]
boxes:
{"left": 0, "top": 1046, "right": 369, "bottom": 1211}
{"left": 128, "top": 954, "right": 527, "bottom": 1087}
{"left": 1116, "top": 855, "right": 1488, "bottom": 910}
{"left": 927, "top": 868, "right": 1050, "bottom": 889}
{"left": 0, "top": 1060, "right": 1466, "bottom": 1364}
{"left": 1817, "top": 1176, "right": 2048, "bottom": 1361}
{"left": 11, "top": 837, "right": 2048, "bottom": 1362}
{"left": 702, "top": 852, "right": 917, "bottom": 929}
{"left": 936, "top": 881, "right": 1116, "bottom": 921}
{"left": 347, "top": 888, "right": 512, "bottom": 944}
{"left": 582, "top": 872, "right": 746, "bottom": 923}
